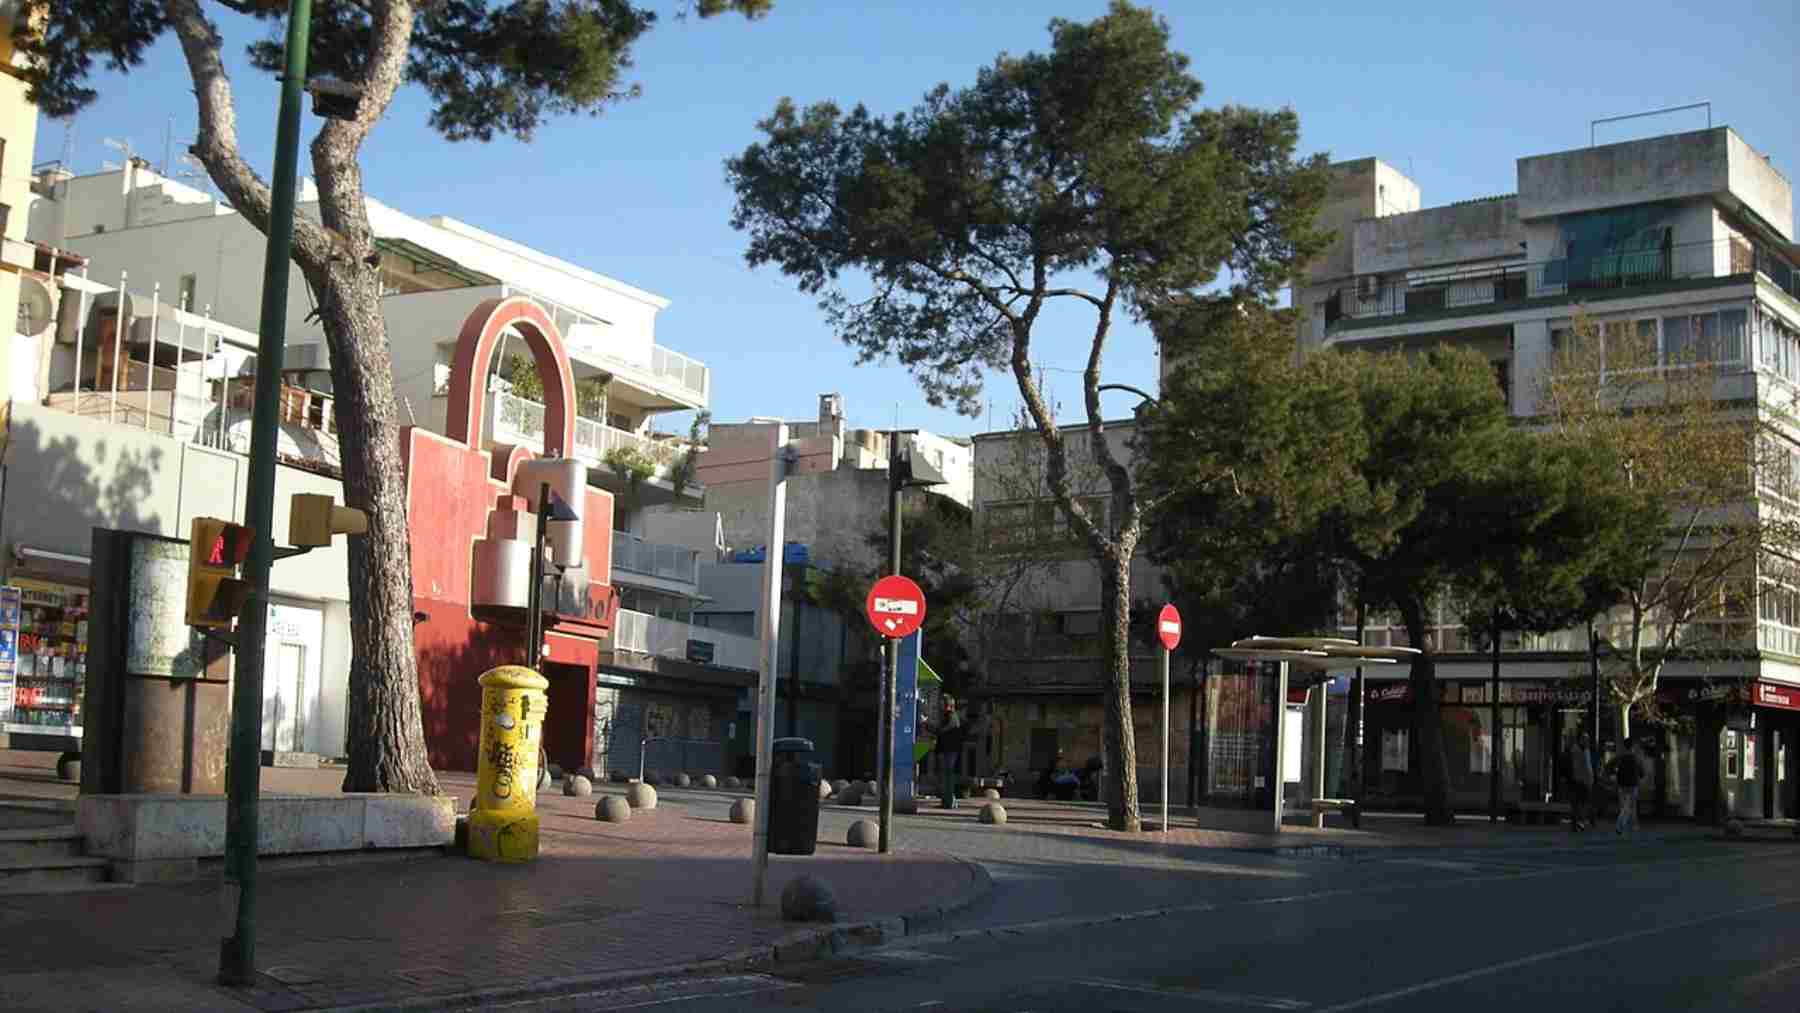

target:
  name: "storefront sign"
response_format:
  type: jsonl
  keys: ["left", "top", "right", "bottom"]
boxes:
{"left": 1368, "top": 683, "right": 1412, "bottom": 704}
{"left": 0, "top": 587, "right": 18, "bottom": 717}
{"left": 1754, "top": 681, "right": 1800, "bottom": 711}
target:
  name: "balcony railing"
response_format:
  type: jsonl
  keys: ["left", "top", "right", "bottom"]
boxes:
{"left": 497, "top": 283, "right": 710, "bottom": 404}
{"left": 489, "top": 390, "right": 693, "bottom": 478}
{"left": 612, "top": 532, "right": 700, "bottom": 585}
{"left": 611, "top": 608, "right": 759, "bottom": 671}
{"left": 1326, "top": 237, "right": 1799, "bottom": 328}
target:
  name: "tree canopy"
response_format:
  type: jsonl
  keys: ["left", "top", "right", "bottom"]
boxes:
{"left": 21, "top": 0, "right": 771, "bottom": 137}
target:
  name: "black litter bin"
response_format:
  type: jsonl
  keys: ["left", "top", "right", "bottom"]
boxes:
{"left": 768, "top": 737, "right": 822, "bottom": 855}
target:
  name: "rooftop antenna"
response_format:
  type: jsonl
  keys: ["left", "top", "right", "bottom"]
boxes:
{"left": 102, "top": 136, "right": 133, "bottom": 172}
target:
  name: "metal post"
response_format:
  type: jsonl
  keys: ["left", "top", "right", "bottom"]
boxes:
{"left": 109, "top": 271, "right": 126, "bottom": 425}
{"left": 1588, "top": 622, "right": 1602, "bottom": 775}
{"left": 1490, "top": 608, "right": 1502, "bottom": 822}
{"left": 219, "top": 0, "right": 310, "bottom": 987}
{"left": 146, "top": 282, "right": 159, "bottom": 431}
{"left": 71, "top": 275, "right": 87, "bottom": 409}
{"left": 879, "top": 432, "right": 903, "bottom": 854}
{"left": 1350, "top": 599, "right": 1367, "bottom": 804}
{"left": 173, "top": 294, "right": 187, "bottom": 437}
{"left": 526, "top": 481, "right": 550, "bottom": 668}
{"left": 1159, "top": 644, "right": 1170, "bottom": 832}
{"left": 1272, "top": 660, "right": 1289, "bottom": 834}
{"left": 750, "top": 425, "right": 789, "bottom": 907}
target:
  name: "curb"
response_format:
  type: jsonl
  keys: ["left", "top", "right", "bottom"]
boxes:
{"left": 317, "top": 853, "right": 995, "bottom": 1012}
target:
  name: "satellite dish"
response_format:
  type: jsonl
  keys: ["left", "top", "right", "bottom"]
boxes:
{"left": 17, "top": 277, "right": 55, "bottom": 338}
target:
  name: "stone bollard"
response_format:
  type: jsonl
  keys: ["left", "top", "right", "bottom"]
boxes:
{"left": 983, "top": 788, "right": 1001, "bottom": 800}
{"left": 980, "top": 802, "right": 1007, "bottom": 826}
{"left": 563, "top": 775, "right": 593, "bottom": 797}
{"left": 730, "top": 798, "right": 755, "bottom": 824}
{"left": 725, "top": 776, "right": 743, "bottom": 790}
{"left": 818, "top": 779, "right": 833, "bottom": 800}
{"left": 1725, "top": 818, "right": 1745, "bottom": 838}
{"left": 847, "top": 819, "right": 879, "bottom": 848}
{"left": 467, "top": 666, "right": 550, "bottom": 863}
{"left": 577, "top": 767, "right": 597, "bottom": 781}
{"left": 675, "top": 773, "right": 692, "bottom": 788}
{"left": 831, "top": 779, "right": 850, "bottom": 796}
{"left": 780, "top": 874, "right": 837, "bottom": 923}
{"left": 701, "top": 774, "right": 718, "bottom": 789}
{"left": 838, "top": 787, "right": 865, "bottom": 807}
{"left": 596, "top": 796, "right": 631, "bottom": 823}
{"left": 627, "top": 782, "right": 659, "bottom": 810}
{"left": 610, "top": 770, "right": 631, "bottom": 784}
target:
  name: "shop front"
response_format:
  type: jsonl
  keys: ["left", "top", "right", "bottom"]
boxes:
{"left": 0, "top": 570, "right": 91, "bottom": 755}
{"left": 1358, "top": 677, "right": 1596, "bottom": 813}
{"left": 1683, "top": 679, "right": 1800, "bottom": 823}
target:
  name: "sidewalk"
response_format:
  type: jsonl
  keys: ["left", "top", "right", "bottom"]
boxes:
{"left": 0, "top": 772, "right": 986, "bottom": 1013}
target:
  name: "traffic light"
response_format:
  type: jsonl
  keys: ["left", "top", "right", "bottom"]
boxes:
{"left": 288, "top": 493, "right": 368, "bottom": 547}
{"left": 187, "top": 517, "right": 253, "bottom": 628}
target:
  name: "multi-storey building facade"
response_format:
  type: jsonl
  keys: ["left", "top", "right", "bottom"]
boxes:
{"left": 1291, "top": 126, "right": 1800, "bottom": 822}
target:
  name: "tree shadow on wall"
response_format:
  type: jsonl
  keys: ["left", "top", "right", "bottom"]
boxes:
{"left": 1, "top": 416, "right": 166, "bottom": 556}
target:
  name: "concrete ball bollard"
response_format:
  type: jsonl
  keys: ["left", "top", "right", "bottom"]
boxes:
{"left": 983, "top": 788, "right": 1001, "bottom": 800}
{"left": 980, "top": 802, "right": 1007, "bottom": 826}
{"left": 817, "top": 780, "right": 833, "bottom": 800}
{"left": 780, "top": 874, "right": 837, "bottom": 923}
{"left": 596, "top": 796, "right": 631, "bottom": 823}
{"left": 675, "top": 773, "right": 692, "bottom": 788}
{"left": 730, "top": 798, "right": 755, "bottom": 824}
{"left": 563, "top": 775, "right": 593, "bottom": 797}
{"left": 644, "top": 770, "right": 663, "bottom": 787}
{"left": 831, "top": 779, "right": 850, "bottom": 795}
{"left": 701, "top": 774, "right": 719, "bottom": 789}
{"left": 725, "top": 776, "right": 743, "bottom": 790}
{"left": 838, "top": 788, "right": 865, "bottom": 807}
{"left": 626, "top": 782, "right": 659, "bottom": 810}
{"left": 847, "top": 819, "right": 879, "bottom": 848}
{"left": 610, "top": 770, "right": 631, "bottom": 784}
{"left": 1725, "top": 818, "right": 1745, "bottom": 838}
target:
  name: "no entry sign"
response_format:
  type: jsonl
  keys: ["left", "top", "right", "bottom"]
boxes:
{"left": 1157, "top": 604, "right": 1182, "bottom": 652}
{"left": 866, "top": 574, "right": 927, "bottom": 640}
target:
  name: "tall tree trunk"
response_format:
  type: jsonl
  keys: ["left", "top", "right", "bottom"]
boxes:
{"left": 310, "top": 146, "right": 439, "bottom": 795}
{"left": 1101, "top": 550, "right": 1140, "bottom": 831}
{"left": 1397, "top": 596, "right": 1452, "bottom": 824}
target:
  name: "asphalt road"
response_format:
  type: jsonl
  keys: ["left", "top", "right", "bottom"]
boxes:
{"left": 478, "top": 820, "right": 1800, "bottom": 1013}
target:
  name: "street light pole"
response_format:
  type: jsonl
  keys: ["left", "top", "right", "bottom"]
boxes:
{"left": 219, "top": 0, "right": 311, "bottom": 987}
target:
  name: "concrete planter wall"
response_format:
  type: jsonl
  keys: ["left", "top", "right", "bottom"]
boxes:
{"left": 78, "top": 793, "right": 459, "bottom": 882}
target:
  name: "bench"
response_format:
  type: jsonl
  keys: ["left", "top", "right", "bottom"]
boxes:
{"left": 1309, "top": 797, "right": 1361, "bottom": 829}
{"left": 1508, "top": 801, "right": 1571, "bottom": 826}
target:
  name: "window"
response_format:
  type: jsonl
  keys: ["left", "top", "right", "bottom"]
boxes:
{"left": 178, "top": 274, "right": 199, "bottom": 312}
{"left": 1664, "top": 309, "right": 1748, "bottom": 367}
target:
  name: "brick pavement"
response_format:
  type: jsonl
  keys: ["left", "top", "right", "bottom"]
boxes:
{"left": 0, "top": 772, "right": 982, "bottom": 1013}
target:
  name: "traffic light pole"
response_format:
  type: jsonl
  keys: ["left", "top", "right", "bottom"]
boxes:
{"left": 219, "top": 0, "right": 311, "bottom": 987}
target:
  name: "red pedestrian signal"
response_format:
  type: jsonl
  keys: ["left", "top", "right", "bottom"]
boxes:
{"left": 188, "top": 517, "right": 254, "bottom": 629}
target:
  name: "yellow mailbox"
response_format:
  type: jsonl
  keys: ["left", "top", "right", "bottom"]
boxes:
{"left": 467, "top": 665, "right": 550, "bottom": 862}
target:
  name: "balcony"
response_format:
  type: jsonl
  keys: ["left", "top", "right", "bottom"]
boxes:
{"left": 486, "top": 390, "right": 701, "bottom": 500}
{"left": 378, "top": 283, "right": 709, "bottom": 410}
{"left": 1325, "top": 237, "right": 1799, "bottom": 331}
{"left": 610, "top": 608, "right": 759, "bottom": 672}
{"left": 612, "top": 532, "right": 701, "bottom": 588}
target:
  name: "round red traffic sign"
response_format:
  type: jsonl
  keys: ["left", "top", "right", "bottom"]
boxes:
{"left": 1157, "top": 603, "right": 1182, "bottom": 652}
{"left": 866, "top": 574, "right": 927, "bottom": 640}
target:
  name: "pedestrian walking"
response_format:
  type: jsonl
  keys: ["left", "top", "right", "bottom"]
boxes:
{"left": 1567, "top": 731, "right": 1593, "bottom": 832}
{"left": 1610, "top": 738, "right": 1644, "bottom": 835}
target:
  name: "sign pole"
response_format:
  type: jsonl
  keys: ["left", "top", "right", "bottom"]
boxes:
{"left": 865, "top": 572, "right": 928, "bottom": 855}
{"left": 750, "top": 425, "right": 789, "bottom": 907}
{"left": 1160, "top": 642, "right": 1169, "bottom": 833}
{"left": 1155, "top": 604, "right": 1181, "bottom": 833}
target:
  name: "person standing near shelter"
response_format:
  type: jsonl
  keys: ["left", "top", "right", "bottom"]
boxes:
{"left": 1567, "top": 731, "right": 1593, "bottom": 832}
{"left": 1610, "top": 737, "right": 1644, "bottom": 835}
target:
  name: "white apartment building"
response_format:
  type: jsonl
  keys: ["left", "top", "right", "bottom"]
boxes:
{"left": 26, "top": 162, "right": 711, "bottom": 511}
{"left": 1287, "top": 125, "right": 1800, "bottom": 822}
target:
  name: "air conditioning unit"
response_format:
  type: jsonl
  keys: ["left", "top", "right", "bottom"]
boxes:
{"left": 1356, "top": 275, "right": 1379, "bottom": 301}
{"left": 15, "top": 276, "right": 56, "bottom": 339}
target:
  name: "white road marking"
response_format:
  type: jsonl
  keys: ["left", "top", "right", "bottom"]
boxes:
{"left": 1381, "top": 858, "right": 1478, "bottom": 872}
{"left": 1078, "top": 978, "right": 1311, "bottom": 1009}
{"left": 1315, "top": 895, "right": 1800, "bottom": 1012}
{"left": 867, "top": 949, "right": 953, "bottom": 963}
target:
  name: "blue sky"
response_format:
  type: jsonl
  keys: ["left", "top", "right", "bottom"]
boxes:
{"left": 41, "top": 1, "right": 1800, "bottom": 438}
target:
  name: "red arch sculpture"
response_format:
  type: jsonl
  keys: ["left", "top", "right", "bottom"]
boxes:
{"left": 444, "top": 296, "right": 578, "bottom": 460}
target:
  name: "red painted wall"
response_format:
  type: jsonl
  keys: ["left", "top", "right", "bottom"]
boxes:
{"left": 402, "top": 425, "right": 614, "bottom": 773}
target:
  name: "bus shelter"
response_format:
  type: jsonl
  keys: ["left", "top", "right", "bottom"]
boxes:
{"left": 1206, "top": 636, "right": 1420, "bottom": 833}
